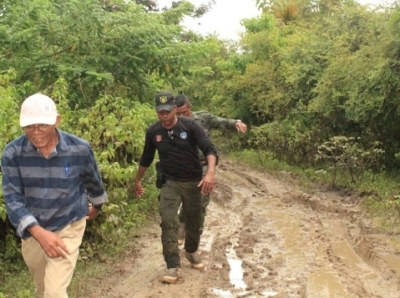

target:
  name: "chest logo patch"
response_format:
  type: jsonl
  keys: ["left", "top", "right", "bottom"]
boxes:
{"left": 180, "top": 132, "right": 188, "bottom": 139}
{"left": 155, "top": 135, "right": 162, "bottom": 142}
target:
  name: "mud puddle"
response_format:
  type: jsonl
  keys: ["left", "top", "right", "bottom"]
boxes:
{"left": 85, "top": 159, "right": 400, "bottom": 298}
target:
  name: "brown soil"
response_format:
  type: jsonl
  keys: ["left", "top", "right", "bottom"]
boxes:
{"left": 82, "top": 158, "right": 400, "bottom": 298}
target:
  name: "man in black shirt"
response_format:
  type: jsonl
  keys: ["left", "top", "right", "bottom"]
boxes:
{"left": 134, "top": 92, "right": 218, "bottom": 284}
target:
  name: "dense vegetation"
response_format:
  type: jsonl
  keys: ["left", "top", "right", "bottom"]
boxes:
{"left": 2, "top": 0, "right": 400, "bottom": 296}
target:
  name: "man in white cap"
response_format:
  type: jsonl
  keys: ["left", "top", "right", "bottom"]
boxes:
{"left": 1, "top": 93, "right": 107, "bottom": 298}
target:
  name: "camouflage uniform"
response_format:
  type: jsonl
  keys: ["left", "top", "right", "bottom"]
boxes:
{"left": 192, "top": 110, "right": 238, "bottom": 136}
{"left": 178, "top": 111, "right": 239, "bottom": 232}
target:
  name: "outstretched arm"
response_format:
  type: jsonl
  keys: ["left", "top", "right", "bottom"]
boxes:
{"left": 194, "top": 111, "right": 247, "bottom": 133}
{"left": 235, "top": 120, "right": 247, "bottom": 133}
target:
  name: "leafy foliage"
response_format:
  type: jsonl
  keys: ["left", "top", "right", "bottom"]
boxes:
{"left": 0, "top": 1, "right": 232, "bottom": 285}
{"left": 316, "top": 136, "right": 385, "bottom": 186}
{"left": 0, "top": 0, "right": 219, "bottom": 108}
{"left": 249, "top": 117, "right": 320, "bottom": 166}
{"left": 6, "top": 0, "right": 400, "bottom": 295}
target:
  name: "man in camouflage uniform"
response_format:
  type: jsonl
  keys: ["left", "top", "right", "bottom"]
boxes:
{"left": 174, "top": 93, "right": 247, "bottom": 245}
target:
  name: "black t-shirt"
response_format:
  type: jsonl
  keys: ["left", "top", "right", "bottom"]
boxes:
{"left": 139, "top": 117, "right": 217, "bottom": 181}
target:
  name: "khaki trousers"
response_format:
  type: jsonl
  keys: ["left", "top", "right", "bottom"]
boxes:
{"left": 21, "top": 218, "right": 86, "bottom": 298}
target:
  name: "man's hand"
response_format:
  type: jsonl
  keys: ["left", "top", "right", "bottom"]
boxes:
{"left": 86, "top": 204, "right": 100, "bottom": 220}
{"left": 135, "top": 181, "right": 145, "bottom": 197}
{"left": 198, "top": 172, "right": 215, "bottom": 195}
{"left": 235, "top": 121, "right": 247, "bottom": 133}
{"left": 134, "top": 166, "right": 148, "bottom": 198}
{"left": 29, "top": 225, "right": 69, "bottom": 258}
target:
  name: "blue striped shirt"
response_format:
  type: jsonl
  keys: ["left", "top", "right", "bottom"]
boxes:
{"left": 1, "top": 129, "right": 107, "bottom": 239}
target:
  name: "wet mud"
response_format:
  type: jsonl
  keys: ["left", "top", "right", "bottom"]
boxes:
{"left": 85, "top": 158, "right": 400, "bottom": 298}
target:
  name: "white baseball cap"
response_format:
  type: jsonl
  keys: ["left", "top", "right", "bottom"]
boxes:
{"left": 20, "top": 93, "right": 58, "bottom": 127}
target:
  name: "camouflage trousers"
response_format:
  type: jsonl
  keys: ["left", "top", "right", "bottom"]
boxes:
{"left": 159, "top": 179, "right": 202, "bottom": 269}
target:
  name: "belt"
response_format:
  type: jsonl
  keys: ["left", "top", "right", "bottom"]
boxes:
{"left": 165, "top": 176, "right": 201, "bottom": 183}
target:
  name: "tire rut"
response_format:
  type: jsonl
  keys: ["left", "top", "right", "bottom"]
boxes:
{"left": 85, "top": 158, "right": 400, "bottom": 297}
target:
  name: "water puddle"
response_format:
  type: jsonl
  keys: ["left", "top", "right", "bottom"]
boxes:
{"left": 211, "top": 221, "right": 248, "bottom": 297}
{"left": 374, "top": 235, "right": 400, "bottom": 275}
{"left": 307, "top": 270, "right": 350, "bottom": 297}
{"left": 261, "top": 291, "right": 280, "bottom": 297}
{"left": 212, "top": 288, "right": 233, "bottom": 297}
{"left": 199, "top": 219, "right": 280, "bottom": 297}
{"left": 382, "top": 254, "right": 400, "bottom": 275}
{"left": 226, "top": 242, "right": 247, "bottom": 289}
{"left": 212, "top": 235, "right": 247, "bottom": 297}
{"left": 213, "top": 288, "right": 279, "bottom": 298}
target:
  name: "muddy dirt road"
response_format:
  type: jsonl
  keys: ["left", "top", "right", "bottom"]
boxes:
{"left": 86, "top": 159, "right": 400, "bottom": 297}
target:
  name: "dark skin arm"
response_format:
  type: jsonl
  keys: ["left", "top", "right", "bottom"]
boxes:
{"left": 198, "top": 154, "right": 217, "bottom": 194}
{"left": 134, "top": 166, "right": 149, "bottom": 197}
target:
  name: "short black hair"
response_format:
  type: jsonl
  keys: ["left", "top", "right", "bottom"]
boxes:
{"left": 175, "top": 93, "right": 191, "bottom": 107}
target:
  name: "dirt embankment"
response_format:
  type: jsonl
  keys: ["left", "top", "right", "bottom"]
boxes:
{"left": 83, "top": 158, "right": 400, "bottom": 298}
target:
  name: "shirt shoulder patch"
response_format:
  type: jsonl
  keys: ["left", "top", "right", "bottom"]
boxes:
{"left": 180, "top": 132, "right": 188, "bottom": 139}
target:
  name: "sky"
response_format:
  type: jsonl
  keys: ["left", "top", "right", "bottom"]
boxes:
{"left": 157, "top": 0, "right": 260, "bottom": 40}
{"left": 157, "top": 0, "right": 387, "bottom": 41}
